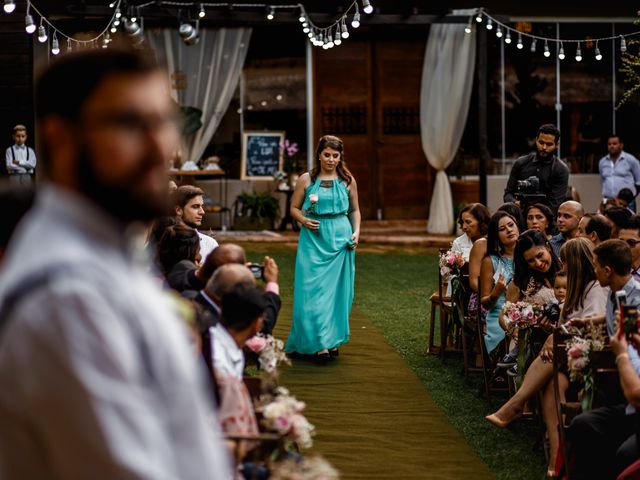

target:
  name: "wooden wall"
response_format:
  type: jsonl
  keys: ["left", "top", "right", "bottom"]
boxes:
{"left": 0, "top": 4, "right": 34, "bottom": 176}
{"left": 314, "top": 34, "right": 432, "bottom": 219}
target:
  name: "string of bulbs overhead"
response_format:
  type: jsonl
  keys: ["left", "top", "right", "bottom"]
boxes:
{"left": 2, "top": 0, "right": 374, "bottom": 55}
{"left": 468, "top": 8, "right": 640, "bottom": 62}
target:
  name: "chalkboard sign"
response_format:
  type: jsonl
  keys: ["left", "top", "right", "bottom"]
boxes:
{"left": 241, "top": 131, "right": 284, "bottom": 180}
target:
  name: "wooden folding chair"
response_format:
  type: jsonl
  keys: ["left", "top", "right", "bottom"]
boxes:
{"left": 460, "top": 278, "right": 484, "bottom": 378}
{"left": 427, "top": 249, "right": 452, "bottom": 356}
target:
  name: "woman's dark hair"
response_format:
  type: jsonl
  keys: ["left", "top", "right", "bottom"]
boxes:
{"left": 157, "top": 223, "right": 200, "bottom": 275}
{"left": 310, "top": 135, "right": 353, "bottom": 185}
{"left": 497, "top": 202, "right": 525, "bottom": 232}
{"left": 524, "top": 203, "right": 555, "bottom": 236}
{"left": 513, "top": 229, "right": 561, "bottom": 292}
{"left": 458, "top": 203, "right": 491, "bottom": 238}
{"left": 486, "top": 211, "right": 519, "bottom": 257}
{"left": 147, "top": 216, "right": 178, "bottom": 247}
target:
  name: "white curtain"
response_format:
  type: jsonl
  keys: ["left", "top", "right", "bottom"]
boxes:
{"left": 420, "top": 13, "right": 476, "bottom": 234}
{"left": 148, "top": 28, "right": 252, "bottom": 163}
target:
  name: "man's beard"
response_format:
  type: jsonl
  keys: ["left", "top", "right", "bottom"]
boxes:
{"left": 77, "top": 147, "right": 171, "bottom": 224}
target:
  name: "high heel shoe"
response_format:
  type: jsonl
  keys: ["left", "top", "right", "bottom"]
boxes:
{"left": 329, "top": 348, "right": 339, "bottom": 357}
{"left": 485, "top": 408, "right": 523, "bottom": 428}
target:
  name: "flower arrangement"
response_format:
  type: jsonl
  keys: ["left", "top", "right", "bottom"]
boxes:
{"left": 502, "top": 301, "right": 542, "bottom": 330}
{"left": 565, "top": 323, "right": 605, "bottom": 411}
{"left": 246, "top": 334, "right": 291, "bottom": 375}
{"left": 306, "top": 193, "right": 319, "bottom": 215}
{"left": 256, "top": 386, "right": 315, "bottom": 449}
{"left": 439, "top": 249, "right": 465, "bottom": 279}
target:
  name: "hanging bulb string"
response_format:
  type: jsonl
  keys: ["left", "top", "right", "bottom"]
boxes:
{"left": 479, "top": 9, "right": 640, "bottom": 46}
{"left": 27, "top": 0, "right": 122, "bottom": 46}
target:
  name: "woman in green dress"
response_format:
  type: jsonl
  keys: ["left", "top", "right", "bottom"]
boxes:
{"left": 285, "top": 135, "right": 360, "bottom": 361}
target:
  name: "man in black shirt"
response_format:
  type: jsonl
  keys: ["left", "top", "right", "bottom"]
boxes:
{"left": 503, "top": 124, "right": 570, "bottom": 215}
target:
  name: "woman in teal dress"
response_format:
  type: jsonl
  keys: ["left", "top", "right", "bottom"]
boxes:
{"left": 285, "top": 135, "right": 360, "bottom": 361}
{"left": 480, "top": 211, "right": 519, "bottom": 354}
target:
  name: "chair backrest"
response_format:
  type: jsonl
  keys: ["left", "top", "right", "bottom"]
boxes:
{"left": 437, "top": 248, "right": 447, "bottom": 300}
{"left": 591, "top": 347, "right": 625, "bottom": 407}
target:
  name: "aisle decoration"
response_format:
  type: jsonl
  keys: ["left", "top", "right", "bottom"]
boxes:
{"left": 246, "top": 333, "right": 292, "bottom": 379}
{"left": 565, "top": 323, "right": 606, "bottom": 411}
{"left": 439, "top": 249, "right": 465, "bottom": 280}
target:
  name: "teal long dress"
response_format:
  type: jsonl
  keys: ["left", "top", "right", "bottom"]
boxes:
{"left": 484, "top": 254, "right": 515, "bottom": 354}
{"left": 285, "top": 177, "right": 355, "bottom": 354}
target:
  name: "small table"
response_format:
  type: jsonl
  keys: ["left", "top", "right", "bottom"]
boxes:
{"left": 276, "top": 189, "right": 299, "bottom": 232}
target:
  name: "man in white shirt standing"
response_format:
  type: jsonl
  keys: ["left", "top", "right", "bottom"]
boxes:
{"left": 5, "top": 124, "right": 36, "bottom": 184}
{"left": 599, "top": 134, "right": 640, "bottom": 211}
{"left": 0, "top": 47, "right": 231, "bottom": 479}
{"left": 173, "top": 184, "right": 218, "bottom": 260}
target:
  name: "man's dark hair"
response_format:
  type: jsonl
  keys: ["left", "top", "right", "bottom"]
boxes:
{"left": 584, "top": 213, "right": 612, "bottom": 242}
{"left": 172, "top": 185, "right": 204, "bottom": 210}
{"left": 537, "top": 123, "right": 560, "bottom": 143}
{"left": 617, "top": 188, "right": 634, "bottom": 205}
{"left": 35, "top": 47, "right": 160, "bottom": 176}
{"left": 594, "top": 239, "right": 632, "bottom": 276}
{"left": 603, "top": 206, "right": 633, "bottom": 229}
{"left": 0, "top": 182, "right": 35, "bottom": 251}
{"left": 622, "top": 215, "right": 640, "bottom": 234}
{"left": 221, "top": 284, "right": 266, "bottom": 331}
{"left": 608, "top": 134, "right": 623, "bottom": 143}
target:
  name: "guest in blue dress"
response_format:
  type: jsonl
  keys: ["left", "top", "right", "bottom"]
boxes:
{"left": 480, "top": 211, "right": 519, "bottom": 354}
{"left": 285, "top": 135, "right": 360, "bottom": 361}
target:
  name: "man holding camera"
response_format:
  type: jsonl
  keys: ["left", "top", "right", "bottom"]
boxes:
{"left": 503, "top": 124, "right": 570, "bottom": 215}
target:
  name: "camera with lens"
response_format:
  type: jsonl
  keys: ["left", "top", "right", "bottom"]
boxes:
{"left": 247, "top": 263, "right": 264, "bottom": 280}
{"left": 515, "top": 175, "right": 547, "bottom": 205}
{"left": 541, "top": 303, "right": 561, "bottom": 325}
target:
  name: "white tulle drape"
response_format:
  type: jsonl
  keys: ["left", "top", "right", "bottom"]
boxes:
{"left": 148, "top": 28, "right": 251, "bottom": 163}
{"left": 420, "top": 16, "right": 476, "bottom": 233}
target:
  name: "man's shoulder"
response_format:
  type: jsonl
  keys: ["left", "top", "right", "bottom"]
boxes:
{"left": 552, "top": 157, "right": 569, "bottom": 173}
{"left": 513, "top": 153, "right": 535, "bottom": 165}
{"left": 549, "top": 233, "right": 563, "bottom": 244}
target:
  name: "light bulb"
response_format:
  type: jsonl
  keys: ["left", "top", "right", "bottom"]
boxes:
{"left": 504, "top": 31, "right": 512, "bottom": 44}
{"left": 266, "top": 7, "right": 274, "bottom": 20}
{"left": 37, "top": 25, "right": 47, "bottom": 43}
{"left": 303, "top": 26, "right": 310, "bottom": 33}
{"left": 475, "top": 12, "right": 483, "bottom": 22}
{"left": 124, "top": 18, "right": 141, "bottom": 35}
{"left": 51, "top": 35, "right": 60, "bottom": 55}
{"left": 516, "top": 33, "right": 523, "bottom": 49}
{"left": 341, "top": 19, "right": 349, "bottom": 39}
{"left": 327, "top": 32, "right": 334, "bottom": 48}
{"left": 575, "top": 43, "right": 582, "bottom": 62}
{"left": 464, "top": 22, "right": 472, "bottom": 34}
{"left": 3, "top": 0, "right": 15, "bottom": 14}
{"left": 110, "top": 24, "right": 117, "bottom": 33}
{"left": 595, "top": 44, "right": 602, "bottom": 61}
{"left": 113, "top": 18, "right": 120, "bottom": 26}
{"left": 496, "top": 26, "right": 503, "bottom": 38}
{"left": 115, "top": 7, "right": 121, "bottom": 19}
{"left": 486, "top": 18, "right": 493, "bottom": 30}
{"left": 298, "top": 11, "right": 305, "bottom": 22}
{"left": 621, "top": 36, "right": 627, "bottom": 53}
{"left": 544, "top": 41, "right": 550, "bottom": 57}
{"left": 362, "top": 0, "right": 373, "bottom": 14}
{"left": 25, "top": 14, "right": 36, "bottom": 34}
{"left": 530, "top": 39, "right": 537, "bottom": 53}
{"left": 109, "top": 1, "right": 116, "bottom": 7}
{"left": 334, "top": 25, "right": 342, "bottom": 45}
{"left": 198, "top": 3, "right": 205, "bottom": 18}
{"left": 351, "top": 5, "right": 360, "bottom": 28}
{"left": 558, "top": 44, "right": 565, "bottom": 60}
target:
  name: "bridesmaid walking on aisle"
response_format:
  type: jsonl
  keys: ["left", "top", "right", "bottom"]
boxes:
{"left": 285, "top": 135, "right": 360, "bottom": 362}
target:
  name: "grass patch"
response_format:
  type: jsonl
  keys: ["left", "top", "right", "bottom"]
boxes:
{"left": 242, "top": 243, "right": 547, "bottom": 480}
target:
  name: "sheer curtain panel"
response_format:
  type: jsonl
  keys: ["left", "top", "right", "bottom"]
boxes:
{"left": 149, "top": 28, "right": 252, "bottom": 163}
{"left": 420, "top": 13, "right": 476, "bottom": 233}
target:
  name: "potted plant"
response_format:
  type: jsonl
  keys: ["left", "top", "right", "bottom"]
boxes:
{"left": 233, "top": 191, "right": 280, "bottom": 231}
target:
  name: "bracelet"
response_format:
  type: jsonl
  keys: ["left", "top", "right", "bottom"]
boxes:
{"left": 616, "top": 353, "right": 630, "bottom": 365}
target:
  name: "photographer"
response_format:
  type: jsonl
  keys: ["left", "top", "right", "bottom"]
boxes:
{"left": 503, "top": 124, "right": 570, "bottom": 215}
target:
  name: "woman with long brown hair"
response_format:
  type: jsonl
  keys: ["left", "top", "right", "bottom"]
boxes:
{"left": 285, "top": 135, "right": 360, "bottom": 361}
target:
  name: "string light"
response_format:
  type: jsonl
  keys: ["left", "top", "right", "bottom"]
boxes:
{"left": 51, "top": 33, "right": 59, "bottom": 55}
{"left": 486, "top": 17, "right": 493, "bottom": 30}
{"left": 516, "top": 32, "right": 523, "bottom": 49}
{"left": 334, "top": 24, "right": 342, "bottom": 45}
{"left": 114, "top": 7, "right": 121, "bottom": 19}
{"left": 595, "top": 41, "right": 602, "bottom": 61}
{"left": 504, "top": 30, "right": 512, "bottom": 44}
{"left": 464, "top": 19, "right": 472, "bottom": 35}
{"left": 621, "top": 36, "right": 627, "bottom": 53}
{"left": 298, "top": 10, "right": 305, "bottom": 22}
{"left": 530, "top": 38, "right": 537, "bottom": 53}
{"left": 351, "top": 4, "right": 360, "bottom": 28}
{"left": 198, "top": 3, "right": 205, "bottom": 18}
{"left": 341, "top": 18, "right": 349, "bottom": 39}
{"left": 558, "top": 42, "right": 565, "bottom": 60}
{"left": 544, "top": 40, "right": 550, "bottom": 57}
{"left": 37, "top": 20, "right": 47, "bottom": 43}
{"left": 495, "top": 26, "right": 503, "bottom": 38}
{"left": 575, "top": 42, "right": 582, "bottom": 61}
{"left": 266, "top": 6, "right": 274, "bottom": 20}
{"left": 475, "top": 10, "right": 483, "bottom": 23}
{"left": 362, "top": 0, "right": 373, "bottom": 15}
{"left": 3, "top": 0, "right": 15, "bottom": 14}
{"left": 25, "top": 9, "right": 36, "bottom": 34}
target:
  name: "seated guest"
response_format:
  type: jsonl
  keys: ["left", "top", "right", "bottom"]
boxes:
{"left": 618, "top": 215, "right": 640, "bottom": 282}
{"left": 212, "top": 284, "right": 266, "bottom": 463}
{"left": 567, "top": 239, "right": 640, "bottom": 480}
{"left": 157, "top": 224, "right": 201, "bottom": 286}
{"left": 145, "top": 216, "right": 178, "bottom": 268}
{"left": 498, "top": 202, "right": 525, "bottom": 232}
{"left": 617, "top": 187, "right": 636, "bottom": 213}
{"left": 487, "top": 237, "right": 607, "bottom": 478}
{"left": 603, "top": 206, "right": 633, "bottom": 239}
{"left": 577, "top": 213, "right": 612, "bottom": 247}
{"left": 172, "top": 185, "right": 219, "bottom": 260}
{"left": 197, "top": 263, "right": 281, "bottom": 335}
{"left": 479, "top": 211, "right": 519, "bottom": 356}
{"left": 452, "top": 203, "right": 490, "bottom": 261}
{"left": 550, "top": 200, "right": 584, "bottom": 258}
{"left": 525, "top": 203, "right": 555, "bottom": 240}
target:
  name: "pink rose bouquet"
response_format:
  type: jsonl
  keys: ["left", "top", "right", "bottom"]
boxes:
{"left": 502, "top": 301, "right": 541, "bottom": 330}
{"left": 439, "top": 249, "right": 466, "bottom": 279}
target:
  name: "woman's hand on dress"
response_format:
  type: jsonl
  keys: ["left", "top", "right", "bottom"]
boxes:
{"left": 540, "top": 336, "right": 554, "bottom": 363}
{"left": 303, "top": 218, "right": 320, "bottom": 231}
{"left": 350, "top": 230, "right": 360, "bottom": 250}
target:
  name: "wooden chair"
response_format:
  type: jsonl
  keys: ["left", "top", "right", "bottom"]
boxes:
{"left": 427, "top": 250, "right": 450, "bottom": 356}
{"left": 460, "top": 279, "right": 484, "bottom": 378}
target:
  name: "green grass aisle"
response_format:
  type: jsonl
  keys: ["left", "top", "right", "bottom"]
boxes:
{"left": 273, "top": 301, "right": 495, "bottom": 480}
{"left": 242, "top": 244, "right": 546, "bottom": 479}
